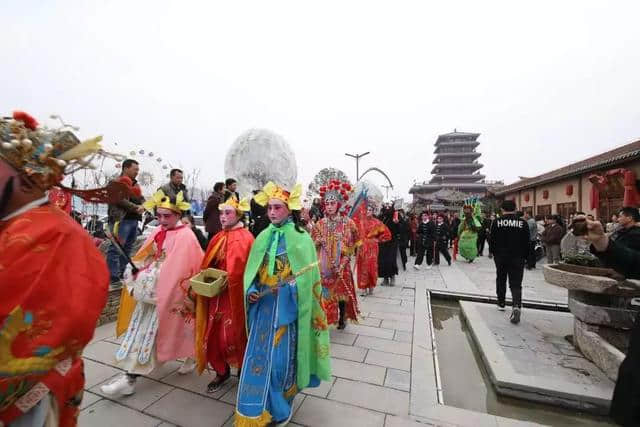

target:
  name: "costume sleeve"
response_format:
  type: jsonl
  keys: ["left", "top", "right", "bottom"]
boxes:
{"left": 376, "top": 221, "right": 392, "bottom": 243}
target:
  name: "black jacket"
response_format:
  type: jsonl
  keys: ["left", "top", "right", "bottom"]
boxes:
{"left": 417, "top": 221, "right": 436, "bottom": 245}
{"left": 434, "top": 222, "right": 449, "bottom": 244}
{"left": 489, "top": 214, "right": 529, "bottom": 259}
{"left": 450, "top": 218, "right": 461, "bottom": 238}
{"left": 396, "top": 218, "right": 410, "bottom": 247}
{"left": 591, "top": 227, "right": 640, "bottom": 280}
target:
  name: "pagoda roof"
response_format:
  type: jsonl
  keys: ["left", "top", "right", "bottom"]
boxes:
{"left": 431, "top": 163, "right": 483, "bottom": 174}
{"left": 436, "top": 131, "right": 480, "bottom": 144}
{"left": 433, "top": 152, "right": 481, "bottom": 162}
{"left": 435, "top": 140, "right": 481, "bottom": 149}
{"left": 409, "top": 182, "right": 488, "bottom": 194}
{"left": 430, "top": 174, "right": 486, "bottom": 182}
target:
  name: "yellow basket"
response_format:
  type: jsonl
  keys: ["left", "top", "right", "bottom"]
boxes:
{"left": 190, "top": 268, "right": 228, "bottom": 297}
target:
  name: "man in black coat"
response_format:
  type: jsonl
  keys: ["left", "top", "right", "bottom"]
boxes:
{"left": 489, "top": 200, "right": 529, "bottom": 324}
{"left": 581, "top": 209, "right": 640, "bottom": 426}
{"left": 433, "top": 214, "right": 451, "bottom": 266}
{"left": 396, "top": 210, "right": 410, "bottom": 270}
{"left": 413, "top": 211, "right": 435, "bottom": 269}
{"left": 203, "top": 182, "right": 225, "bottom": 241}
{"left": 449, "top": 212, "right": 461, "bottom": 249}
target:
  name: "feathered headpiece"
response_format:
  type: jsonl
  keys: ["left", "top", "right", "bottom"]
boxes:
{"left": 0, "top": 111, "right": 113, "bottom": 189}
{"left": 219, "top": 195, "right": 250, "bottom": 213}
{"left": 253, "top": 181, "right": 302, "bottom": 211}
{"left": 143, "top": 189, "right": 191, "bottom": 213}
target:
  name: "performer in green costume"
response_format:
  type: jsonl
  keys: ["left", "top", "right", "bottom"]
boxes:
{"left": 457, "top": 200, "right": 483, "bottom": 262}
{"left": 235, "top": 181, "right": 331, "bottom": 427}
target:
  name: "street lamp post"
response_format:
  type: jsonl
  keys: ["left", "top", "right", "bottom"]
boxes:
{"left": 344, "top": 151, "right": 370, "bottom": 181}
{"left": 382, "top": 184, "right": 392, "bottom": 201}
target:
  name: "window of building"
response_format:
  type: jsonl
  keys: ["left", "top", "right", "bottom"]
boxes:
{"left": 522, "top": 206, "right": 533, "bottom": 216}
{"left": 537, "top": 204, "right": 552, "bottom": 217}
{"left": 557, "top": 202, "right": 577, "bottom": 222}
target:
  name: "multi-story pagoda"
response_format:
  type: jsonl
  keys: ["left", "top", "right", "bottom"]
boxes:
{"left": 410, "top": 130, "right": 488, "bottom": 209}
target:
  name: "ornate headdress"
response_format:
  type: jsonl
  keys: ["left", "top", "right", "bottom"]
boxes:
{"left": 219, "top": 195, "right": 250, "bottom": 213}
{"left": 253, "top": 181, "right": 302, "bottom": 211}
{"left": 143, "top": 189, "right": 191, "bottom": 213}
{"left": 319, "top": 180, "right": 351, "bottom": 203}
{"left": 1, "top": 111, "right": 106, "bottom": 189}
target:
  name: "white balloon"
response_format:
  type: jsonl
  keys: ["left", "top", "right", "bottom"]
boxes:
{"left": 224, "top": 129, "right": 297, "bottom": 197}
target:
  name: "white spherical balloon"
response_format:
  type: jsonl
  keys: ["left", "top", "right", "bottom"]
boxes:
{"left": 224, "top": 129, "right": 297, "bottom": 197}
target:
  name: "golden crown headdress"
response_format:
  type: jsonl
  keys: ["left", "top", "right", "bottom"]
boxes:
{"left": 219, "top": 195, "right": 250, "bottom": 213}
{"left": 143, "top": 189, "right": 191, "bottom": 213}
{"left": 253, "top": 181, "right": 302, "bottom": 211}
{"left": 0, "top": 111, "right": 123, "bottom": 190}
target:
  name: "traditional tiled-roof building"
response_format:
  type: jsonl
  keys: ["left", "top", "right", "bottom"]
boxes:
{"left": 495, "top": 140, "right": 640, "bottom": 221}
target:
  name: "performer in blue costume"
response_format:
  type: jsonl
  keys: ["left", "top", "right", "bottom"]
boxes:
{"left": 235, "top": 182, "right": 331, "bottom": 427}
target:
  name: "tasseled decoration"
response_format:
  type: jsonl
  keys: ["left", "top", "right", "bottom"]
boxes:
{"left": 233, "top": 410, "right": 272, "bottom": 427}
{"left": 57, "top": 135, "right": 102, "bottom": 161}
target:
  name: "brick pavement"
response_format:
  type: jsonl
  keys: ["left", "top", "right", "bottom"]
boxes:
{"left": 80, "top": 255, "right": 556, "bottom": 426}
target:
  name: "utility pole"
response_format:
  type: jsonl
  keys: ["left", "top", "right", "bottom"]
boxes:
{"left": 344, "top": 151, "right": 370, "bottom": 181}
{"left": 382, "top": 184, "right": 392, "bottom": 201}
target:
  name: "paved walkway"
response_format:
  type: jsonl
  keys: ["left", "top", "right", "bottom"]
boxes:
{"left": 403, "top": 254, "right": 568, "bottom": 305}
{"left": 80, "top": 255, "right": 568, "bottom": 426}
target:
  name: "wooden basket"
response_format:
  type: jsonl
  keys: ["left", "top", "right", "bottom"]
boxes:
{"left": 190, "top": 268, "right": 228, "bottom": 297}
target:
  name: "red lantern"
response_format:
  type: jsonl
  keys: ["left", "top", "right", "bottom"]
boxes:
{"left": 542, "top": 190, "right": 549, "bottom": 200}
{"left": 524, "top": 193, "right": 530, "bottom": 202}
{"left": 566, "top": 185, "right": 573, "bottom": 196}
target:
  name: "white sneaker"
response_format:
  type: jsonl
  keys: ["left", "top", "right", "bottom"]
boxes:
{"left": 100, "top": 374, "right": 135, "bottom": 396}
{"left": 426, "top": 264, "right": 433, "bottom": 270}
{"left": 413, "top": 265, "right": 420, "bottom": 270}
{"left": 178, "top": 358, "right": 196, "bottom": 375}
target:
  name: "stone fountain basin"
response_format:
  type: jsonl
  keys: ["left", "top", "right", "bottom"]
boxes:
{"left": 543, "top": 264, "right": 640, "bottom": 296}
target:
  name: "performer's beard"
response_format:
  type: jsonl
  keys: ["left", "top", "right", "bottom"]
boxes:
{"left": 0, "top": 176, "right": 14, "bottom": 219}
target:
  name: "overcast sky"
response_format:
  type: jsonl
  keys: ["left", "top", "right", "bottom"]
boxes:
{"left": 4, "top": 1, "right": 640, "bottom": 200}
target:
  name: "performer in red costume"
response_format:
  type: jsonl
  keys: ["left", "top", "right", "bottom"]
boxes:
{"left": 0, "top": 111, "right": 118, "bottom": 426}
{"left": 353, "top": 199, "right": 391, "bottom": 296}
{"left": 195, "top": 196, "right": 254, "bottom": 392}
{"left": 312, "top": 180, "right": 361, "bottom": 329}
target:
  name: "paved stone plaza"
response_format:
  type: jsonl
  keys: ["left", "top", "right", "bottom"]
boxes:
{"left": 461, "top": 301, "right": 614, "bottom": 413}
{"left": 79, "top": 256, "right": 581, "bottom": 427}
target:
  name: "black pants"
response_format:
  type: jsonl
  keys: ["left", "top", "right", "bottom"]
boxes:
{"left": 409, "top": 238, "right": 417, "bottom": 256}
{"left": 433, "top": 242, "right": 451, "bottom": 265}
{"left": 526, "top": 241, "right": 537, "bottom": 269}
{"left": 415, "top": 241, "right": 433, "bottom": 266}
{"left": 494, "top": 256, "right": 524, "bottom": 307}
{"left": 477, "top": 234, "right": 486, "bottom": 256}
{"left": 399, "top": 245, "right": 408, "bottom": 268}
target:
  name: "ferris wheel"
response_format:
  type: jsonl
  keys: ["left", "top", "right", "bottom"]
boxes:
{"left": 111, "top": 148, "right": 175, "bottom": 197}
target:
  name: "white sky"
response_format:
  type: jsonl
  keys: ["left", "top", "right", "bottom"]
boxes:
{"left": 3, "top": 1, "right": 640, "bottom": 200}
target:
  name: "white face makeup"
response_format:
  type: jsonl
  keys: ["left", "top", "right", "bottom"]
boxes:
{"left": 267, "top": 199, "right": 290, "bottom": 224}
{"left": 220, "top": 206, "right": 241, "bottom": 229}
{"left": 157, "top": 207, "right": 181, "bottom": 230}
